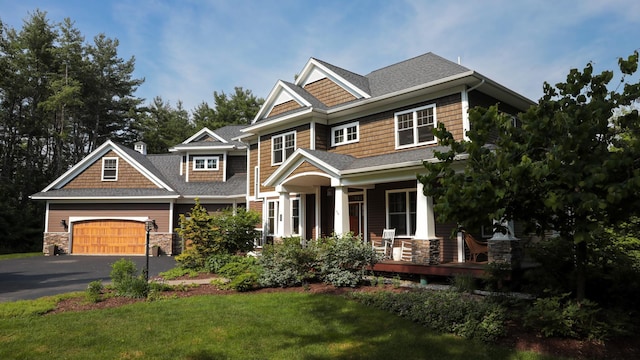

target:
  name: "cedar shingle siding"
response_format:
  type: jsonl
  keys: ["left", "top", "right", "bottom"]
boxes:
{"left": 304, "top": 78, "right": 357, "bottom": 107}
{"left": 64, "top": 151, "right": 157, "bottom": 189}
{"left": 268, "top": 100, "right": 301, "bottom": 118}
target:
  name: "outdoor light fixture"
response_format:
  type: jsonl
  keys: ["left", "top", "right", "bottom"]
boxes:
{"left": 144, "top": 219, "right": 155, "bottom": 282}
{"left": 60, "top": 219, "right": 67, "bottom": 229}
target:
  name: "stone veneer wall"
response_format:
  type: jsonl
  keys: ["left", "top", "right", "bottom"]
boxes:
{"left": 488, "top": 239, "right": 523, "bottom": 269}
{"left": 412, "top": 239, "right": 440, "bottom": 265}
{"left": 43, "top": 232, "right": 70, "bottom": 255}
{"left": 149, "top": 233, "right": 175, "bottom": 256}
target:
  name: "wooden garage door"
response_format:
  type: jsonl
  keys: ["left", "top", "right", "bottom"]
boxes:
{"left": 72, "top": 220, "right": 146, "bottom": 255}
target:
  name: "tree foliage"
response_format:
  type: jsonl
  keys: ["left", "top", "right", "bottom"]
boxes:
{"left": 192, "top": 87, "right": 264, "bottom": 130}
{"left": 419, "top": 52, "right": 640, "bottom": 300}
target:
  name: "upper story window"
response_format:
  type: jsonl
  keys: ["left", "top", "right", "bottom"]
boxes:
{"left": 193, "top": 156, "right": 219, "bottom": 171}
{"left": 272, "top": 131, "right": 296, "bottom": 165}
{"left": 102, "top": 157, "right": 118, "bottom": 181}
{"left": 331, "top": 121, "right": 359, "bottom": 146}
{"left": 395, "top": 104, "right": 437, "bottom": 149}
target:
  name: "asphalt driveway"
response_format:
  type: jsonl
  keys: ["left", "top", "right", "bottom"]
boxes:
{"left": 0, "top": 255, "right": 177, "bottom": 302}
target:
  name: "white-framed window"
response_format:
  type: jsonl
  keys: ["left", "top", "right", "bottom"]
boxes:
{"left": 193, "top": 156, "right": 219, "bottom": 171}
{"left": 101, "top": 157, "right": 118, "bottom": 181}
{"left": 331, "top": 121, "right": 359, "bottom": 146}
{"left": 395, "top": 104, "right": 437, "bottom": 148}
{"left": 291, "top": 197, "right": 300, "bottom": 235}
{"left": 386, "top": 189, "right": 417, "bottom": 237}
{"left": 267, "top": 200, "right": 278, "bottom": 235}
{"left": 272, "top": 131, "right": 296, "bottom": 165}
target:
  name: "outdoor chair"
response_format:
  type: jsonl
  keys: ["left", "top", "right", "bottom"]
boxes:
{"left": 371, "top": 238, "right": 389, "bottom": 259}
{"left": 462, "top": 231, "right": 488, "bottom": 263}
{"left": 399, "top": 240, "right": 412, "bottom": 262}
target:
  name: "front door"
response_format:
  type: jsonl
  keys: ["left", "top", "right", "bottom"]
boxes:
{"left": 349, "top": 194, "right": 365, "bottom": 238}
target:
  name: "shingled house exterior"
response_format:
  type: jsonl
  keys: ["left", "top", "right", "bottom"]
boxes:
{"left": 31, "top": 126, "right": 247, "bottom": 256}
{"left": 240, "top": 52, "right": 534, "bottom": 266}
{"left": 32, "top": 52, "right": 533, "bottom": 267}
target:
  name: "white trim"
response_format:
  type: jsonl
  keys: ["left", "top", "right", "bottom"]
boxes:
{"left": 296, "top": 58, "right": 371, "bottom": 99}
{"left": 101, "top": 157, "right": 118, "bottom": 181}
{"left": 394, "top": 103, "right": 437, "bottom": 149}
{"left": 385, "top": 188, "right": 418, "bottom": 237}
{"left": 253, "top": 81, "right": 312, "bottom": 123}
{"left": 45, "top": 202, "right": 50, "bottom": 233}
{"left": 185, "top": 152, "right": 190, "bottom": 182}
{"left": 254, "top": 166, "right": 260, "bottom": 200}
{"left": 180, "top": 127, "right": 228, "bottom": 144}
{"left": 310, "top": 122, "right": 316, "bottom": 150}
{"left": 461, "top": 89, "right": 471, "bottom": 141}
{"left": 331, "top": 121, "right": 359, "bottom": 147}
{"left": 223, "top": 152, "right": 227, "bottom": 181}
{"left": 192, "top": 156, "right": 220, "bottom": 171}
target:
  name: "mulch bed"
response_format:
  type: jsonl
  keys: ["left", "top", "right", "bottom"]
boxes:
{"left": 47, "top": 277, "right": 640, "bottom": 360}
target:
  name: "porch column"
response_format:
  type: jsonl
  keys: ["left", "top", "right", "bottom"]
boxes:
{"left": 333, "top": 185, "right": 349, "bottom": 236}
{"left": 277, "top": 190, "right": 290, "bottom": 238}
{"left": 415, "top": 181, "right": 436, "bottom": 239}
{"left": 488, "top": 219, "right": 522, "bottom": 268}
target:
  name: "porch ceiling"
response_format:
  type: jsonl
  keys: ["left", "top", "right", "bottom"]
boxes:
{"left": 282, "top": 173, "right": 332, "bottom": 187}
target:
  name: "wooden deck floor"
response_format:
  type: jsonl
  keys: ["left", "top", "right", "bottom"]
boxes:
{"left": 372, "top": 260, "right": 488, "bottom": 277}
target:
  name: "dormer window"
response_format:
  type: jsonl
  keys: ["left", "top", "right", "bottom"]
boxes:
{"left": 272, "top": 131, "right": 296, "bottom": 165}
{"left": 395, "top": 104, "right": 437, "bottom": 149}
{"left": 193, "top": 156, "right": 219, "bottom": 171}
{"left": 331, "top": 121, "right": 359, "bottom": 146}
{"left": 102, "top": 157, "right": 118, "bottom": 181}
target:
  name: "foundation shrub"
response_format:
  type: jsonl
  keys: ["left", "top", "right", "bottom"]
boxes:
{"left": 217, "top": 256, "right": 261, "bottom": 292}
{"left": 85, "top": 280, "right": 103, "bottom": 303}
{"left": 259, "top": 237, "right": 316, "bottom": 287}
{"left": 315, "top": 233, "right": 378, "bottom": 287}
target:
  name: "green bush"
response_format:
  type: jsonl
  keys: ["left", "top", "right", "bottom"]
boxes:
{"left": 109, "top": 259, "right": 149, "bottom": 298}
{"left": 217, "top": 257, "right": 258, "bottom": 278}
{"left": 158, "top": 267, "right": 200, "bottom": 280}
{"left": 315, "top": 233, "right": 378, "bottom": 287}
{"left": 259, "top": 237, "right": 317, "bottom": 287}
{"left": 349, "top": 290, "right": 506, "bottom": 342}
{"left": 175, "top": 246, "right": 207, "bottom": 270}
{"left": 228, "top": 272, "right": 259, "bottom": 292}
{"left": 85, "top": 280, "right": 103, "bottom": 303}
{"left": 523, "top": 293, "right": 608, "bottom": 340}
{"left": 205, "top": 253, "right": 240, "bottom": 273}
{"left": 259, "top": 234, "right": 378, "bottom": 288}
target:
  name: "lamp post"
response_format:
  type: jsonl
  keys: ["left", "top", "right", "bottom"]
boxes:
{"left": 144, "top": 219, "right": 154, "bottom": 282}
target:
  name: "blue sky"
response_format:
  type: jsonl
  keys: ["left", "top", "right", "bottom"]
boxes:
{"left": 1, "top": 0, "right": 638, "bottom": 112}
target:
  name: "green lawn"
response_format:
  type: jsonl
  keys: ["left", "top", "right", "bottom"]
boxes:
{"left": 0, "top": 292, "right": 561, "bottom": 360}
{"left": 0, "top": 252, "right": 42, "bottom": 260}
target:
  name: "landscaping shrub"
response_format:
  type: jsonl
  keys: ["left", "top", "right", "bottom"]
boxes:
{"left": 205, "top": 253, "right": 240, "bottom": 273}
{"left": 259, "top": 237, "right": 317, "bottom": 287}
{"left": 522, "top": 293, "right": 608, "bottom": 340}
{"left": 216, "top": 256, "right": 261, "bottom": 292}
{"left": 174, "top": 247, "right": 206, "bottom": 270}
{"left": 315, "top": 233, "right": 378, "bottom": 287}
{"left": 85, "top": 280, "right": 103, "bottom": 303}
{"left": 349, "top": 290, "right": 506, "bottom": 342}
{"left": 109, "top": 259, "right": 149, "bottom": 298}
{"left": 259, "top": 234, "right": 377, "bottom": 288}
{"left": 158, "top": 267, "right": 200, "bottom": 280}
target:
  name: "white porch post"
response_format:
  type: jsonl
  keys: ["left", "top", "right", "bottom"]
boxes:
{"left": 278, "top": 190, "right": 290, "bottom": 238}
{"left": 333, "top": 186, "right": 349, "bottom": 236}
{"left": 415, "top": 181, "right": 436, "bottom": 239}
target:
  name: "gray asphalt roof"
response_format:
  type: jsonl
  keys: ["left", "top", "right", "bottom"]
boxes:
{"left": 255, "top": 52, "right": 470, "bottom": 124}
{"left": 302, "top": 145, "right": 449, "bottom": 172}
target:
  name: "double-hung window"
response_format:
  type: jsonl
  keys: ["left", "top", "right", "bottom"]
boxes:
{"left": 331, "top": 121, "right": 359, "bottom": 146}
{"left": 267, "top": 200, "right": 278, "bottom": 235}
{"left": 272, "top": 131, "right": 296, "bottom": 165}
{"left": 395, "top": 104, "right": 437, "bottom": 148}
{"left": 386, "top": 190, "right": 417, "bottom": 237}
{"left": 193, "top": 156, "right": 219, "bottom": 171}
{"left": 102, "top": 157, "right": 118, "bottom": 181}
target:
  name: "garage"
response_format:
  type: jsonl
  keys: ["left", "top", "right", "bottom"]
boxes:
{"left": 72, "top": 220, "right": 146, "bottom": 255}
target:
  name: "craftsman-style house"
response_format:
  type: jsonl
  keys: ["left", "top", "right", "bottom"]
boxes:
{"left": 32, "top": 52, "right": 533, "bottom": 267}
{"left": 240, "top": 52, "right": 533, "bottom": 266}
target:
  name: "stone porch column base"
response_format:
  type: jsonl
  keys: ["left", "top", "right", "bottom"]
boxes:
{"left": 488, "top": 239, "right": 522, "bottom": 269}
{"left": 412, "top": 238, "right": 440, "bottom": 265}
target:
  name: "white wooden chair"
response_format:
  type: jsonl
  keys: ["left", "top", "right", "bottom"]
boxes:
{"left": 400, "top": 240, "right": 412, "bottom": 262}
{"left": 381, "top": 228, "right": 396, "bottom": 259}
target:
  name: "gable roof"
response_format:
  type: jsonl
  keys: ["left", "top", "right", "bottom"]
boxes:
{"left": 169, "top": 125, "right": 247, "bottom": 152}
{"left": 245, "top": 52, "right": 533, "bottom": 131}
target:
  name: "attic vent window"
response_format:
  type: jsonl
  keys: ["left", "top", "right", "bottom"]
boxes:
{"left": 102, "top": 157, "right": 118, "bottom": 181}
{"left": 331, "top": 121, "right": 359, "bottom": 146}
{"left": 193, "top": 156, "right": 219, "bottom": 171}
{"left": 395, "top": 104, "right": 437, "bottom": 149}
